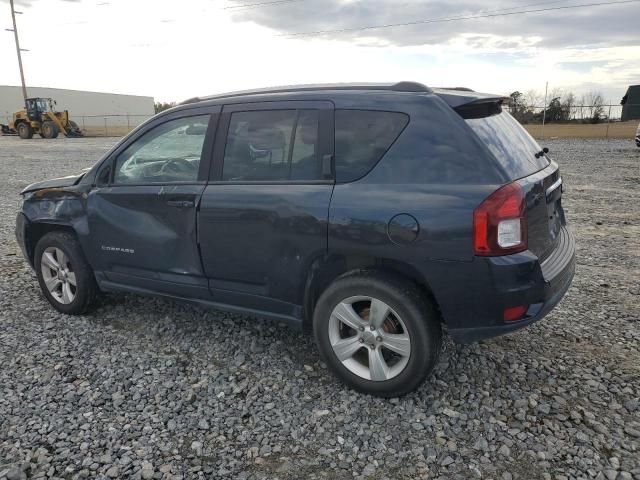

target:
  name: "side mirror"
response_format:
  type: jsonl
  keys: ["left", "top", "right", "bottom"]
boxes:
{"left": 96, "top": 163, "right": 112, "bottom": 186}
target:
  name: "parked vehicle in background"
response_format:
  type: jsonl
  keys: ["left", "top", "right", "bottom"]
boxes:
{"left": 15, "top": 82, "right": 575, "bottom": 397}
{"left": 1, "top": 97, "right": 83, "bottom": 139}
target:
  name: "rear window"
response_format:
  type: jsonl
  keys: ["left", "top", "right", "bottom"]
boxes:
{"left": 335, "top": 110, "right": 408, "bottom": 182}
{"left": 465, "top": 111, "right": 549, "bottom": 179}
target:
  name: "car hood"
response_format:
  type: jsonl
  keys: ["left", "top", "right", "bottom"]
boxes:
{"left": 21, "top": 172, "right": 86, "bottom": 194}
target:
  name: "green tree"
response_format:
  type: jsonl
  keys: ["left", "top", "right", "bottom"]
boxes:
{"left": 509, "top": 91, "right": 527, "bottom": 122}
{"left": 154, "top": 101, "right": 177, "bottom": 114}
{"left": 545, "top": 97, "right": 565, "bottom": 122}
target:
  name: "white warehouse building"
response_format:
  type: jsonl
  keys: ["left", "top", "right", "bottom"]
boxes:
{"left": 0, "top": 85, "right": 155, "bottom": 135}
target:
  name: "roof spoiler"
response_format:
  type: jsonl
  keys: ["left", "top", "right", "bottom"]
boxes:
{"left": 454, "top": 99, "right": 506, "bottom": 119}
{"left": 432, "top": 88, "right": 509, "bottom": 118}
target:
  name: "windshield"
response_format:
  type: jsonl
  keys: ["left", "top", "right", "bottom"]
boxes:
{"left": 466, "top": 111, "right": 549, "bottom": 179}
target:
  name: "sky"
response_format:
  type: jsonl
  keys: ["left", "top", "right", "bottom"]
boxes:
{"left": 0, "top": 0, "right": 639, "bottom": 104}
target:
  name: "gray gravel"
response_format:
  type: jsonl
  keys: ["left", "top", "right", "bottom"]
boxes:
{"left": 1, "top": 136, "right": 639, "bottom": 480}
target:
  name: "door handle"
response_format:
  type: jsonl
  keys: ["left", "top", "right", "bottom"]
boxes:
{"left": 166, "top": 199, "right": 195, "bottom": 208}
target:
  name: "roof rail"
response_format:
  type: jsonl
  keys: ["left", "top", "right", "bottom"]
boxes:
{"left": 437, "top": 87, "right": 476, "bottom": 92}
{"left": 180, "top": 81, "right": 432, "bottom": 105}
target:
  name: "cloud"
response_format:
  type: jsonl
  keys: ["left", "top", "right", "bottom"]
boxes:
{"left": 1, "top": 0, "right": 637, "bottom": 102}
{"left": 228, "top": 0, "right": 640, "bottom": 49}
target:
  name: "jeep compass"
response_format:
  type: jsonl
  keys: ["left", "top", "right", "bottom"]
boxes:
{"left": 16, "top": 82, "right": 575, "bottom": 397}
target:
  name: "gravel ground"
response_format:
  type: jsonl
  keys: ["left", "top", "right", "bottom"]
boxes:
{"left": 0, "top": 136, "right": 638, "bottom": 480}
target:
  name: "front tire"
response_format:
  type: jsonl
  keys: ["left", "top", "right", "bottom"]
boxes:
{"left": 313, "top": 270, "right": 442, "bottom": 397}
{"left": 17, "top": 122, "right": 33, "bottom": 139}
{"left": 34, "top": 232, "right": 98, "bottom": 315}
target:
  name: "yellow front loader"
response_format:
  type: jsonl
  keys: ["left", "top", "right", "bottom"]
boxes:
{"left": 1, "top": 98, "right": 83, "bottom": 139}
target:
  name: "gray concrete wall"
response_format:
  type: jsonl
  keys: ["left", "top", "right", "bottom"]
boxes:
{"left": 0, "top": 85, "right": 154, "bottom": 130}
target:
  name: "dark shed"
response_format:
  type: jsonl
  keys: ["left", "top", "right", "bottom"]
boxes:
{"left": 621, "top": 85, "right": 640, "bottom": 121}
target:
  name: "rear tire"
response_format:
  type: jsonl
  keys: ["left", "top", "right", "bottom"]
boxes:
{"left": 34, "top": 232, "right": 98, "bottom": 315}
{"left": 41, "top": 121, "right": 59, "bottom": 139}
{"left": 313, "top": 270, "right": 442, "bottom": 397}
{"left": 17, "top": 122, "right": 33, "bottom": 139}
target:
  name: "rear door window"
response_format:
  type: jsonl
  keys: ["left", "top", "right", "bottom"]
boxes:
{"left": 222, "top": 109, "right": 321, "bottom": 181}
{"left": 335, "top": 110, "right": 409, "bottom": 182}
{"left": 465, "top": 111, "right": 549, "bottom": 179}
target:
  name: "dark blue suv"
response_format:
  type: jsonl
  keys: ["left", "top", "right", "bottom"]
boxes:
{"left": 15, "top": 82, "right": 575, "bottom": 397}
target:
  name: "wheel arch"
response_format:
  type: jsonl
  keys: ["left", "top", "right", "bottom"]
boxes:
{"left": 302, "top": 254, "right": 441, "bottom": 332}
{"left": 24, "top": 221, "right": 79, "bottom": 266}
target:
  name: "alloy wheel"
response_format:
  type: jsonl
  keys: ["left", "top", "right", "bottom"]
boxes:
{"left": 40, "top": 247, "right": 77, "bottom": 304}
{"left": 328, "top": 296, "right": 411, "bottom": 381}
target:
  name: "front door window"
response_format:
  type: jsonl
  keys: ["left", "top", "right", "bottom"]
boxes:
{"left": 114, "top": 115, "right": 210, "bottom": 184}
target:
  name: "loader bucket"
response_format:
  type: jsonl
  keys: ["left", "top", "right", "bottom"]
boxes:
{"left": 65, "top": 121, "right": 84, "bottom": 137}
{"left": 1, "top": 124, "right": 17, "bottom": 135}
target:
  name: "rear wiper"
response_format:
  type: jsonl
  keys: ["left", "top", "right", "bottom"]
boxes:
{"left": 534, "top": 147, "right": 549, "bottom": 159}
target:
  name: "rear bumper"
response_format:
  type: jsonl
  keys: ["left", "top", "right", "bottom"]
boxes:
{"left": 446, "top": 226, "right": 575, "bottom": 343}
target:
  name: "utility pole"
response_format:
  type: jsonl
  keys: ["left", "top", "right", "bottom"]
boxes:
{"left": 8, "top": 0, "right": 28, "bottom": 102}
{"left": 541, "top": 81, "right": 548, "bottom": 140}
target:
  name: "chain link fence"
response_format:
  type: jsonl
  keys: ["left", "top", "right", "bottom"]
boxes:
{"left": 1, "top": 112, "right": 153, "bottom": 137}
{"left": 3, "top": 106, "right": 639, "bottom": 139}
{"left": 73, "top": 114, "right": 153, "bottom": 137}
{"left": 513, "top": 103, "right": 640, "bottom": 139}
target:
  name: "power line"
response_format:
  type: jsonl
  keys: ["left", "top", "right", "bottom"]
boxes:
{"left": 226, "top": 0, "right": 566, "bottom": 12}
{"left": 225, "top": 0, "right": 305, "bottom": 10}
{"left": 279, "top": 0, "right": 640, "bottom": 37}
{"left": 228, "top": 0, "right": 568, "bottom": 12}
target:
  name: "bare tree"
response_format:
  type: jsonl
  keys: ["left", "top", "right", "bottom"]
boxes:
{"left": 549, "top": 88, "right": 564, "bottom": 103}
{"left": 582, "top": 91, "right": 605, "bottom": 123}
{"left": 562, "top": 92, "right": 577, "bottom": 121}
{"left": 525, "top": 89, "right": 542, "bottom": 110}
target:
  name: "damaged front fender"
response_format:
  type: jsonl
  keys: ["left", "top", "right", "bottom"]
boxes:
{"left": 17, "top": 185, "right": 91, "bottom": 265}
{"left": 21, "top": 172, "right": 86, "bottom": 194}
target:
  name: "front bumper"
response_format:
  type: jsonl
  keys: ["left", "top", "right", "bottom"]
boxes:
{"left": 15, "top": 212, "right": 31, "bottom": 266}
{"left": 447, "top": 226, "right": 576, "bottom": 343}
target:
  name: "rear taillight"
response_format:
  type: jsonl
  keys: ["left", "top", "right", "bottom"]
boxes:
{"left": 474, "top": 182, "right": 527, "bottom": 256}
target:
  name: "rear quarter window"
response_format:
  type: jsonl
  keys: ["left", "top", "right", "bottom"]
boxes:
{"left": 335, "top": 110, "right": 409, "bottom": 182}
{"left": 465, "top": 111, "right": 549, "bottom": 179}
